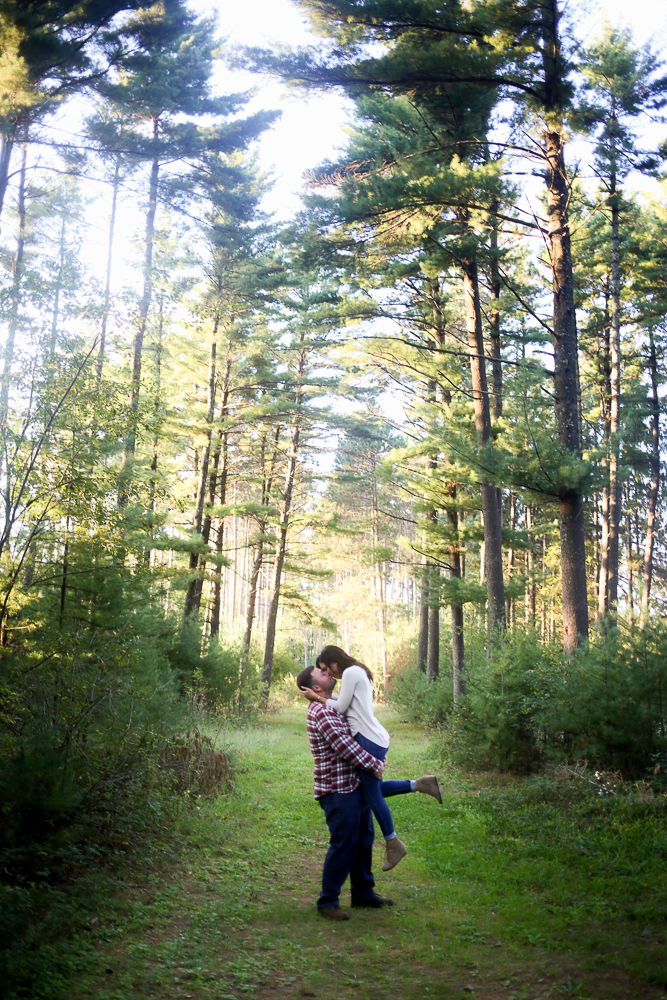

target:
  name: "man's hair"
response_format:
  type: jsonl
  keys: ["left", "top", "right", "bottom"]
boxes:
{"left": 296, "top": 664, "right": 316, "bottom": 691}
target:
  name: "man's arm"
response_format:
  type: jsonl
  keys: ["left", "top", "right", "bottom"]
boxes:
{"left": 313, "top": 705, "right": 385, "bottom": 777}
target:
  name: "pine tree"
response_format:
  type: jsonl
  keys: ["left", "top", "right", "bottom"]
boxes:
{"left": 93, "top": 0, "right": 275, "bottom": 508}
{"left": 247, "top": 0, "right": 593, "bottom": 649}
{"left": 579, "top": 23, "right": 667, "bottom": 621}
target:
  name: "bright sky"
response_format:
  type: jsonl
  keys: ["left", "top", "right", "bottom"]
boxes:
{"left": 197, "top": 0, "right": 667, "bottom": 218}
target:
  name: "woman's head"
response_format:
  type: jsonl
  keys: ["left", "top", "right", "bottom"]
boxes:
{"left": 316, "top": 645, "right": 373, "bottom": 683}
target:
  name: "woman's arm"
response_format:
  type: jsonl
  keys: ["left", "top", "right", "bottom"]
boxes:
{"left": 325, "top": 666, "right": 358, "bottom": 715}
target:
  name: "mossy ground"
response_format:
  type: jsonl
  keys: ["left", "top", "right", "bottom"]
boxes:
{"left": 35, "top": 706, "right": 667, "bottom": 1000}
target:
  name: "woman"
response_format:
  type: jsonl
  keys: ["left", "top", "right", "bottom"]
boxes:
{"left": 300, "top": 644, "right": 442, "bottom": 871}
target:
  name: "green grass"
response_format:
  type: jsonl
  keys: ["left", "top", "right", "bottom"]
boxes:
{"left": 11, "top": 706, "right": 667, "bottom": 1000}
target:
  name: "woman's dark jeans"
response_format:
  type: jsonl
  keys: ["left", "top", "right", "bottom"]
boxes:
{"left": 354, "top": 732, "right": 412, "bottom": 839}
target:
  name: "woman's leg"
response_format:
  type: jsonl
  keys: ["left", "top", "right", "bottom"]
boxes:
{"left": 381, "top": 779, "right": 414, "bottom": 797}
{"left": 353, "top": 733, "right": 397, "bottom": 840}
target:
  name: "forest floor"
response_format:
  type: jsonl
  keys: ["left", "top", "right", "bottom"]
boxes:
{"left": 56, "top": 706, "right": 666, "bottom": 1000}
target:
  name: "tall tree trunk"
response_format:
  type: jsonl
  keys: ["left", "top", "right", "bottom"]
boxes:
{"left": 195, "top": 427, "right": 223, "bottom": 612}
{"left": 447, "top": 490, "right": 465, "bottom": 700}
{"left": 184, "top": 316, "right": 220, "bottom": 621}
{"left": 640, "top": 328, "right": 660, "bottom": 628}
{"left": 626, "top": 481, "right": 633, "bottom": 615}
{"left": 526, "top": 505, "right": 536, "bottom": 626}
{"left": 240, "top": 425, "right": 282, "bottom": 669}
{"left": 97, "top": 156, "right": 121, "bottom": 387}
{"left": 144, "top": 297, "right": 164, "bottom": 566}
{"left": 49, "top": 217, "right": 67, "bottom": 359}
{"left": 607, "top": 131, "right": 621, "bottom": 612}
{"left": 261, "top": 388, "right": 302, "bottom": 703}
{"left": 597, "top": 313, "right": 612, "bottom": 623}
{"left": 427, "top": 563, "right": 440, "bottom": 681}
{"left": 371, "top": 457, "right": 389, "bottom": 684}
{"left": 417, "top": 543, "right": 429, "bottom": 671}
{"left": 118, "top": 124, "right": 159, "bottom": 508}
{"left": 0, "top": 135, "right": 27, "bottom": 431}
{"left": 489, "top": 203, "right": 504, "bottom": 524}
{"left": 0, "top": 130, "right": 16, "bottom": 233}
{"left": 209, "top": 363, "right": 233, "bottom": 638}
{"left": 541, "top": 1, "right": 589, "bottom": 651}
{"left": 506, "top": 490, "right": 516, "bottom": 625}
{"left": 59, "top": 518, "right": 70, "bottom": 630}
{"left": 461, "top": 251, "right": 506, "bottom": 636}
{"left": 488, "top": 198, "right": 503, "bottom": 424}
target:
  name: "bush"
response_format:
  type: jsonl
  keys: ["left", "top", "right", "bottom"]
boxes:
{"left": 386, "top": 664, "right": 453, "bottom": 725}
{"left": 160, "top": 728, "right": 233, "bottom": 799}
{"left": 438, "top": 629, "right": 561, "bottom": 772}
{"left": 547, "top": 621, "right": 667, "bottom": 778}
{"left": 433, "top": 620, "right": 667, "bottom": 777}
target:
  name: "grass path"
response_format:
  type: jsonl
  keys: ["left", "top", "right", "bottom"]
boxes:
{"left": 70, "top": 706, "right": 666, "bottom": 1000}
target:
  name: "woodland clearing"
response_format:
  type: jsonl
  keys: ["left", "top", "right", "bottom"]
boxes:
{"left": 28, "top": 705, "right": 667, "bottom": 1000}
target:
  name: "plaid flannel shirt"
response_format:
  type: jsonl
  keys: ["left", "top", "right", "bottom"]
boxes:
{"left": 306, "top": 701, "right": 383, "bottom": 798}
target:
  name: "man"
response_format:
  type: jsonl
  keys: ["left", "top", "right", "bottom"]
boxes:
{"left": 296, "top": 663, "right": 394, "bottom": 920}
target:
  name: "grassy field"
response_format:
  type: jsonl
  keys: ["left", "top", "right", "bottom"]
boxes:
{"left": 32, "top": 705, "right": 667, "bottom": 1000}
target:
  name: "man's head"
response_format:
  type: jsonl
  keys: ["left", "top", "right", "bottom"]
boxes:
{"left": 296, "top": 664, "right": 335, "bottom": 697}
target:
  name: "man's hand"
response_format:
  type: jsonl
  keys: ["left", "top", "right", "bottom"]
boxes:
{"left": 373, "top": 757, "right": 388, "bottom": 780}
{"left": 300, "top": 687, "right": 326, "bottom": 704}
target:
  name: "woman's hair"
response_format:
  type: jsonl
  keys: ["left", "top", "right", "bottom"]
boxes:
{"left": 316, "top": 645, "right": 373, "bottom": 683}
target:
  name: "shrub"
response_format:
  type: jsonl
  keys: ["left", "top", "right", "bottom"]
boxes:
{"left": 546, "top": 622, "right": 667, "bottom": 778}
{"left": 433, "top": 621, "right": 667, "bottom": 777}
{"left": 160, "top": 729, "right": 233, "bottom": 798}
{"left": 385, "top": 664, "right": 453, "bottom": 725}
{"left": 439, "top": 629, "right": 561, "bottom": 772}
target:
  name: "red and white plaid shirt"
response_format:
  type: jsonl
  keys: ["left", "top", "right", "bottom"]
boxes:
{"left": 306, "top": 701, "right": 383, "bottom": 798}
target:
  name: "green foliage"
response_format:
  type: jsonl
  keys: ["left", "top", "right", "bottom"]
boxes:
{"left": 547, "top": 622, "right": 667, "bottom": 777}
{"left": 0, "top": 595, "right": 183, "bottom": 869}
{"left": 440, "top": 630, "right": 562, "bottom": 772}
{"left": 431, "top": 623, "right": 667, "bottom": 777}
{"left": 386, "top": 662, "right": 453, "bottom": 726}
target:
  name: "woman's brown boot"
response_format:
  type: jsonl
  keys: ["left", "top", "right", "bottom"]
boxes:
{"left": 382, "top": 837, "right": 407, "bottom": 871}
{"left": 415, "top": 775, "right": 443, "bottom": 803}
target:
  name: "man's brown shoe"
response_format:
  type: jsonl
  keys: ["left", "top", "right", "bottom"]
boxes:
{"left": 415, "top": 775, "right": 443, "bottom": 804}
{"left": 318, "top": 905, "right": 350, "bottom": 920}
{"left": 352, "top": 894, "right": 394, "bottom": 908}
{"left": 382, "top": 837, "right": 407, "bottom": 871}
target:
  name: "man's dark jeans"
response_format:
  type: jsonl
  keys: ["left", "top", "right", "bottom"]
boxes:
{"left": 317, "top": 786, "right": 375, "bottom": 909}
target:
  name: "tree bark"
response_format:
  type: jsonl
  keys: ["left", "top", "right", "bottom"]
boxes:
{"left": 0, "top": 136, "right": 28, "bottom": 431}
{"left": 97, "top": 156, "right": 121, "bottom": 387}
{"left": 144, "top": 296, "right": 164, "bottom": 565}
{"left": 461, "top": 251, "right": 506, "bottom": 636}
{"left": 626, "top": 480, "right": 633, "bottom": 615}
{"left": 417, "top": 545, "right": 429, "bottom": 672}
{"left": 607, "top": 130, "right": 621, "bottom": 612}
{"left": 261, "top": 402, "right": 301, "bottom": 703}
{"left": 541, "top": 1, "right": 589, "bottom": 651}
{"left": 427, "top": 564, "right": 440, "bottom": 681}
{"left": 184, "top": 316, "right": 220, "bottom": 621}
{"left": 49, "top": 217, "right": 67, "bottom": 359}
{"left": 371, "top": 457, "right": 389, "bottom": 684}
{"left": 506, "top": 490, "right": 516, "bottom": 625}
{"left": 640, "top": 328, "right": 660, "bottom": 628}
{"left": 209, "top": 362, "right": 233, "bottom": 638}
{"left": 0, "top": 130, "right": 16, "bottom": 233}
{"left": 597, "top": 314, "right": 611, "bottom": 623}
{"left": 240, "top": 425, "right": 281, "bottom": 665}
{"left": 447, "top": 491, "right": 465, "bottom": 700}
{"left": 526, "top": 504, "right": 536, "bottom": 626}
{"left": 488, "top": 197, "right": 503, "bottom": 426}
{"left": 118, "top": 123, "right": 159, "bottom": 508}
